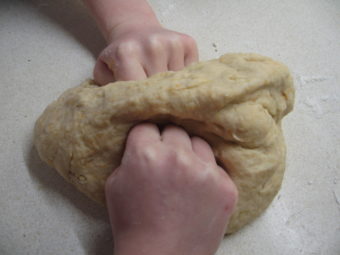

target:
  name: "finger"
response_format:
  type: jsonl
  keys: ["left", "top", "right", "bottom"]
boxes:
{"left": 114, "top": 58, "right": 147, "bottom": 81}
{"left": 161, "top": 125, "right": 192, "bottom": 150}
{"left": 183, "top": 35, "right": 199, "bottom": 66}
{"left": 191, "top": 136, "right": 216, "bottom": 163}
{"left": 167, "top": 38, "right": 185, "bottom": 71}
{"left": 144, "top": 39, "right": 168, "bottom": 76}
{"left": 125, "top": 123, "right": 161, "bottom": 150}
{"left": 93, "top": 60, "right": 115, "bottom": 86}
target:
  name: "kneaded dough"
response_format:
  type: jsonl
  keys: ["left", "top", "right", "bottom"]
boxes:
{"left": 34, "top": 53, "right": 294, "bottom": 233}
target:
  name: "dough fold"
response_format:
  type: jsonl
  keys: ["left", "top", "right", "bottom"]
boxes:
{"left": 34, "top": 53, "right": 294, "bottom": 233}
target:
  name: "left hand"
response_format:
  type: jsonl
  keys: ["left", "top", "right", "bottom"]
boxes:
{"left": 93, "top": 21, "right": 199, "bottom": 84}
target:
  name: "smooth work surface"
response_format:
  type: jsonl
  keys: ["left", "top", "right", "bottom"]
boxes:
{"left": 0, "top": 0, "right": 339, "bottom": 254}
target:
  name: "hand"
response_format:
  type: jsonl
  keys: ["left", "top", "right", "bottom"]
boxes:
{"left": 94, "top": 21, "right": 198, "bottom": 84}
{"left": 105, "top": 123, "right": 238, "bottom": 255}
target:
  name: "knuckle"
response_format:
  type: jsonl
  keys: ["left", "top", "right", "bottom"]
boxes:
{"left": 182, "top": 34, "right": 196, "bottom": 46}
{"left": 141, "top": 145, "right": 158, "bottom": 161}
{"left": 148, "top": 36, "right": 164, "bottom": 53}
{"left": 115, "top": 41, "right": 140, "bottom": 60}
{"left": 169, "top": 35, "right": 183, "bottom": 48}
{"left": 100, "top": 45, "right": 116, "bottom": 63}
{"left": 173, "top": 151, "right": 192, "bottom": 169}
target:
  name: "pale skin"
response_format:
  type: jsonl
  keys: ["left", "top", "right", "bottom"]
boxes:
{"left": 106, "top": 124, "right": 238, "bottom": 255}
{"left": 83, "top": 0, "right": 198, "bottom": 84}
{"left": 83, "top": 1, "right": 238, "bottom": 254}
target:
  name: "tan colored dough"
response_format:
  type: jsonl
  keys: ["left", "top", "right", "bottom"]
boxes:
{"left": 34, "top": 53, "right": 294, "bottom": 233}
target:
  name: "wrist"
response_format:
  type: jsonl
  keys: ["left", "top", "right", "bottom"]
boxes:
{"left": 114, "top": 230, "right": 188, "bottom": 255}
{"left": 83, "top": 0, "right": 161, "bottom": 42}
{"left": 113, "top": 231, "right": 206, "bottom": 255}
{"left": 107, "top": 15, "right": 161, "bottom": 43}
{"left": 114, "top": 234, "right": 170, "bottom": 255}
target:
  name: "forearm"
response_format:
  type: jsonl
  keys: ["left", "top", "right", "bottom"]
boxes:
{"left": 83, "top": 0, "right": 160, "bottom": 41}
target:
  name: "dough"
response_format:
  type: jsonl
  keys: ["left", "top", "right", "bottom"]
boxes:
{"left": 34, "top": 53, "right": 294, "bottom": 233}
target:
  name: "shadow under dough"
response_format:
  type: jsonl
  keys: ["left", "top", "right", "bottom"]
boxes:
{"left": 28, "top": 0, "right": 106, "bottom": 58}
{"left": 26, "top": 141, "right": 113, "bottom": 254}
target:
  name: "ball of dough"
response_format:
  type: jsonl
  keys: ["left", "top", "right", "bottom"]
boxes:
{"left": 34, "top": 53, "right": 294, "bottom": 233}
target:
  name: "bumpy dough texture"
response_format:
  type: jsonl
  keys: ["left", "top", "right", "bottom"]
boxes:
{"left": 34, "top": 53, "right": 294, "bottom": 233}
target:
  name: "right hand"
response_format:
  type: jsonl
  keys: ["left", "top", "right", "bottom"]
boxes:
{"left": 105, "top": 123, "right": 238, "bottom": 255}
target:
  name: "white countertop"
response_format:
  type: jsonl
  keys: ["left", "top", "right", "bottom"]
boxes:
{"left": 1, "top": 0, "right": 339, "bottom": 254}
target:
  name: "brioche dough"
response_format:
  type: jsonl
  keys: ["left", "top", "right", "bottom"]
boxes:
{"left": 34, "top": 53, "right": 294, "bottom": 233}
